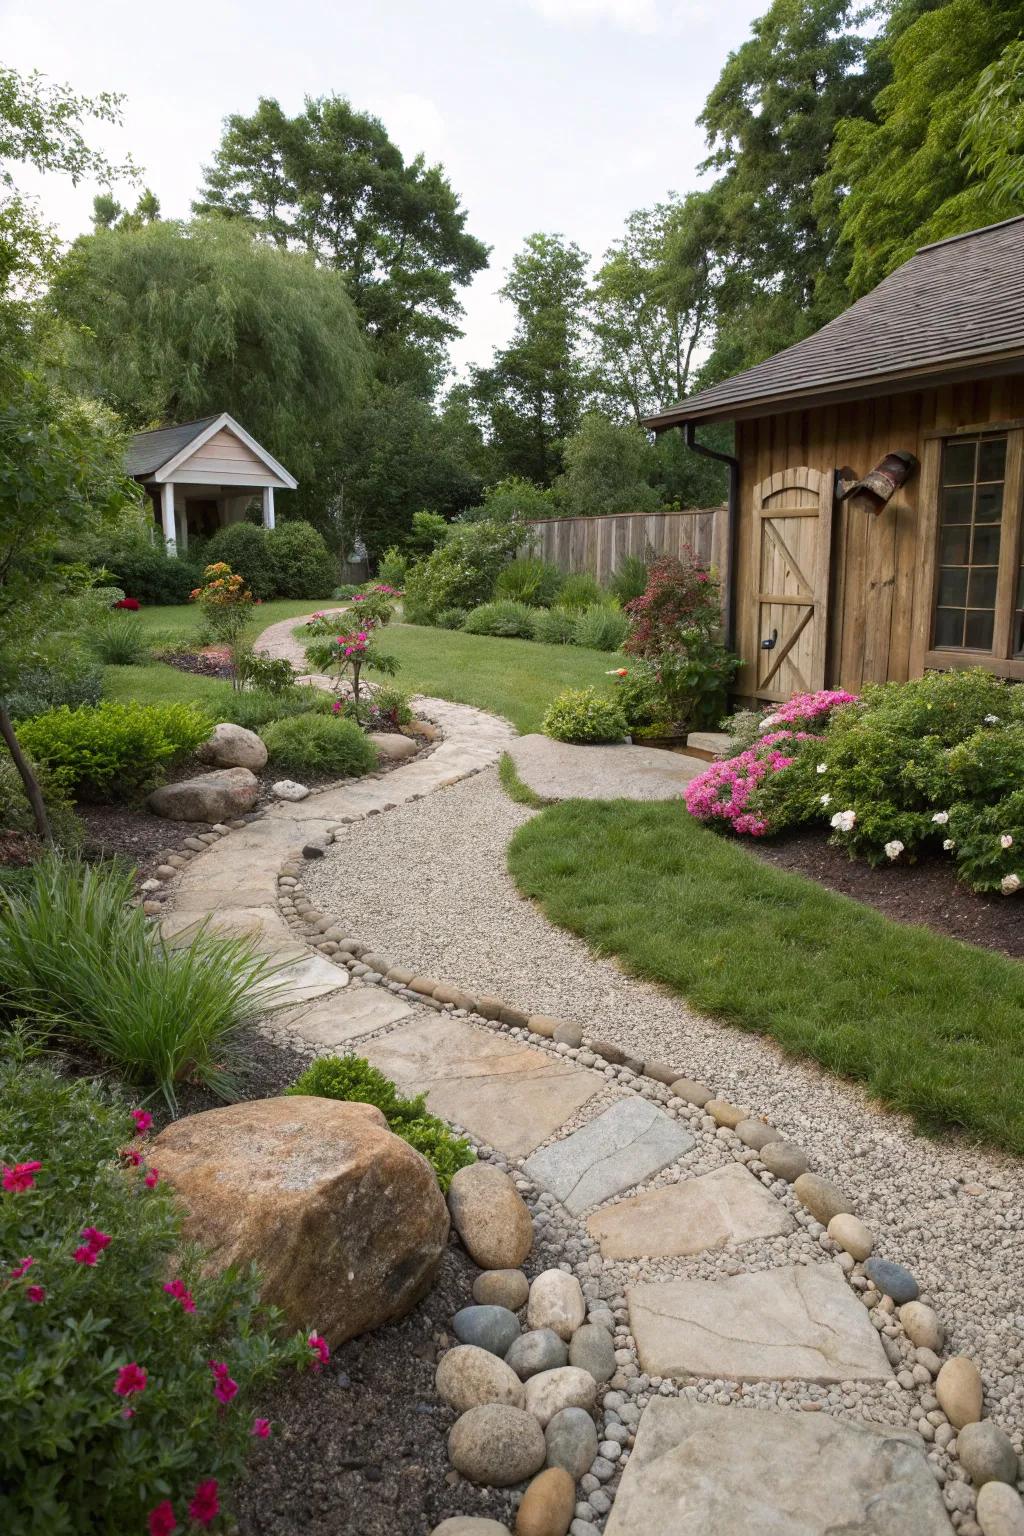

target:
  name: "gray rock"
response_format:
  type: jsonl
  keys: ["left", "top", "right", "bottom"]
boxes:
{"left": 569, "top": 1323, "right": 616, "bottom": 1383}
{"left": 958, "top": 1420, "right": 1019, "bottom": 1487}
{"left": 524, "top": 1099, "right": 693, "bottom": 1215}
{"left": 553, "top": 1020, "right": 584, "bottom": 1048}
{"left": 431, "top": 1520, "right": 511, "bottom": 1536}
{"left": 793, "top": 1171, "right": 854, "bottom": 1224}
{"left": 545, "top": 1407, "right": 599, "bottom": 1480}
{"left": 524, "top": 1365, "right": 598, "bottom": 1427}
{"left": 448, "top": 1403, "right": 546, "bottom": 1486}
{"left": 976, "top": 1482, "right": 1024, "bottom": 1536}
{"left": 271, "top": 779, "right": 310, "bottom": 801}
{"left": 197, "top": 721, "right": 268, "bottom": 771}
{"left": 735, "top": 1118, "right": 780, "bottom": 1150}
{"left": 473, "top": 1269, "right": 530, "bottom": 1312}
{"left": 148, "top": 767, "right": 259, "bottom": 822}
{"left": 506, "top": 1328, "right": 568, "bottom": 1380}
{"left": 451, "top": 1305, "right": 521, "bottom": 1357}
{"left": 760, "top": 1141, "right": 809, "bottom": 1181}
{"left": 864, "top": 1257, "right": 919, "bottom": 1304}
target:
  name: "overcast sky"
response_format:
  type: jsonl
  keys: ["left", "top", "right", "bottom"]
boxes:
{"left": 3, "top": 0, "right": 764, "bottom": 378}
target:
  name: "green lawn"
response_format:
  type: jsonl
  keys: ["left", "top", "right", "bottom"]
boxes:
{"left": 508, "top": 800, "right": 1024, "bottom": 1155}
{"left": 101, "top": 664, "right": 237, "bottom": 710}
{"left": 132, "top": 598, "right": 328, "bottom": 649}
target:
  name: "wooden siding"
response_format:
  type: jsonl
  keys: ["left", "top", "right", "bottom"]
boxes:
{"left": 167, "top": 427, "right": 286, "bottom": 487}
{"left": 526, "top": 507, "right": 726, "bottom": 585}
{"left": 733, "top": 373, "right": 1024, "bottom": 698}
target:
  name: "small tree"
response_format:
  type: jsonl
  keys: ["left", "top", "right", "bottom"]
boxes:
{"left": 303, "top": 603, "right": 399, "bottom": 714}
{"left": 188, "top": 562, "right": 254, "bottom": 691}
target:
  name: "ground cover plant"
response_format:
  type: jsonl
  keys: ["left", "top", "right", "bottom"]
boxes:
{"left": 0, "top": 1051, "right": 311, "bottom": 1536}
{"left": 508, "top": 798, "right": 1024, "bottom": 1154}
{"left": 286, "top": 1056, "right": 474, "bottom": 1191}
{"left": 260, "top": 714, "right": 377, "bottom": 779}
{"left": 0, "top": 855, "right": 282, "bottom": 1108}
{"left": 15, "top": 700, "right": 211, "bottom": 802}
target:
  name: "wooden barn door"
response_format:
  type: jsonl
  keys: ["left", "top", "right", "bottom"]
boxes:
{"left": 752, "top": 467, "right": 834, "bottom": 701}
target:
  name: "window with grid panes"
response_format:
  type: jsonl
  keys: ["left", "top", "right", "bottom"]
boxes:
{"left": 933, "top": 433, "right": 1007, "bottom": 651}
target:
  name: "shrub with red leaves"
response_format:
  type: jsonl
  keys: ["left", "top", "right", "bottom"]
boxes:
{"left": 623, "top": 553, "right": 722, "bottom": 658}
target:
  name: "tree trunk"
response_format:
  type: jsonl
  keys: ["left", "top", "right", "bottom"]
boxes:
{"left": 0, "top": 703, "right": 52, "bottom": 844}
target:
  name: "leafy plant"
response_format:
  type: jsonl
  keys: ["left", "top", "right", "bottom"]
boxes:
{"left": 557, "top": 572, "right": 607, "bottom": 611}
{"left": 204, "top": 523, "right": 274, "bottom": 601}
{"left": 572, "top": 604, "right": 628, "bottom": 652}
{"left": 612, "top": 659, "right": 666, "bottom": 729}
{"left": 494, "top": 557, "right": 563, "bottom": 608}
{"left": 188, "top": 562, "right": 254, "bottom": 688}
{"left": 402, "top": 517, "right": 523, "bottom": 621}
{"left": 234, "top": 650, "right": 296, "bottom": 694}
{"left": 5, "top": 655, "right": 103, "bottom": 720}
{"left": 265, "top": 520, "right": 335, "bottom": 599}
{"left": 463, "top": 600, "right": 536, "bottom": 639}
{"left": 287, "top": 1056, "right": 474, "bottom": 1191}
{"left": 85, "top": 539, "right": 204, "bottom": 606}
{"left": 376, "top": 546, "right": 409, "bottom": 588}
{"left": 260, "top": 713, "right": 377, "bottom": 778}
{"left": 339, "top": 685, "right": 414, "bottom": 731}
{"left": 530, "top": 606, "right": 576, "bottom": 645}
{"left": 434, "top": 606, "right": 468, "bottom": 630}
{"left": 0, "top": 1055, "right": 309, "bottom": 1536}
{"left": 542, "top": 686, "right": 626, "bottom": 744}
{"left": 16, "top": 701, "right": 211, "bottom": 802}
{"left": 0, "top": 755, "right": 80, "bottom": 848}
{"left": 406, "top": 510, "right": 450, "bottom": 554}
{"left": 609, "top": 555, "right": 649, "bottom": 605}
{"left": 87, "top": 613, "right": 148, "bottom": 666}
{"left": 0, "top": 854, "right": 283, "bottom": 1107}
{"left": 215, "top": 686, "right": 331, "bottom": 732}
{"left": 303, "top": 614, "right": 399, "bottom": 711}
{"left": 654, "top": 636, "right": 741, "bottom": 730}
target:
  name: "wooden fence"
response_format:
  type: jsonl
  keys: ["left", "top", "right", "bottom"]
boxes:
{"left": 525, "top": 507, "right": 726, "bottom": 584}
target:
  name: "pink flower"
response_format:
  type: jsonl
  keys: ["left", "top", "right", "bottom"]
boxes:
{"left": 332, "top": 700, "right": 342, "bottom": 714}
{"left": 10, "top": 1256, "right": 33, "bottom": 1279}
{"left": 163, "top": 1278, "right": 196, "bottom": 1313}
{"left": 120, "top": 1146, "right": 144, "bottom": 1166}
{"left": 2, "top": 1160, "right": 41, "bottom": 1192}
{"left": 147, "top": 1499, "right": 178, "bottom": 1536}
{"left": 25, "top": 1285, "right": 45, "bottom": 1304}
{"left": 251, "top": 1418, "right": 271, "bottom": 1438}
{"left": 308, "top": 1332, "right": 330, "bottom": 1371}
{"left": 188, "top": 1481, "right": 219, "bottom": 1527}
{"left": 131, "top": 1109, "right": 153, "bottom": 1137}
{"left": 144, "top": 1168, "right": 159, "bottom": 1189}
{"left": 80, "top": 1227, "right": 111, "bottom": 1252}
{"left": 113, "top": 1362, "right": 147, "bottom": 1397}
{"left": 73, "top": 1245, "right": 99, "bottom": 1265}
{"left": 212, "top": 1372, "right": 238, "bottom": 1406}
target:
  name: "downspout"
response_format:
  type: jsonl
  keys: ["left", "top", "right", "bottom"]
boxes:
{"left": 681, "top": 420, "right": 740, "bottom": 652}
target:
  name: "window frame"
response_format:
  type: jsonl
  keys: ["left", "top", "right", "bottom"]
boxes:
{"left": 920, "top": 420, "right": 1024, "bottom": 680}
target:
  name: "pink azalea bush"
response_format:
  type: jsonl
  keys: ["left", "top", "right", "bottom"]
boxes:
{"left": 684, "top": 730, "right": 816, "bottom": 835}
{"left": 1, "top": 1061, "right": 318, "bottom": 1534}
{"left": 758, "top": 690, "right": 858, "bottom": 731}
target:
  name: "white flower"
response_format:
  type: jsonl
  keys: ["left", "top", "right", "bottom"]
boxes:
{"left": 931, "top": 811, "right": 949, "bottom": 825}
{"left": 1000, "top": 834, "right": 1014, "bottom": 849}
{"left": 759, "top": 713, "right": 779, "bottom": 732}
{"left": 1000, "top": 873, "right": 1021, "bottom": 895}
{"left": 884, "top": 840, "right": 904, "bottom": 861}
{"left": 820, "top": 793, "right": 831, "bottom": 806}
{"left": 816, "top": 762, "right": 828, "bottom": 774}
{"left": 984, "top": 714, "right": 1000, "bottom": 725}
{"left": 943, "top": 838, "right": 955, "bottom": 851}
{"left": 830, "top": 809, "right": 856, "bottom": 833}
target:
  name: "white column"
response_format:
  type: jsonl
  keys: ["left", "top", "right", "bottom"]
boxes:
{"left": 178, "top": 504, "right": 189, "bottom": 552}
{"left": 262, "top": 485, "right": 275, "bottom": 530}
{"left": 161, "top": 482, "right": 176, "bottom": 555}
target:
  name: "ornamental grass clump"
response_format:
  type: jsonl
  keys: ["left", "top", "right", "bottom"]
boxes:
{"left": 0, "top": 854, "right": 282, "bottom": 1109}
{"left": 0, "top": 1054, "right": 312, "bottom": 1536}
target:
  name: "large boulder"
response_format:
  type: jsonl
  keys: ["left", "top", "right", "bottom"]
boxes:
{"left": 152, "top": 1096, "right": 449, "bottom": 1344}
{"left": 368, "top": 732, "right": 418, "bottom": 762}
{"left": 198, "top": 722, "right": 269, "bottom": 772}
{"left": 148, "top": 767, "right": 259, "bottom": 822}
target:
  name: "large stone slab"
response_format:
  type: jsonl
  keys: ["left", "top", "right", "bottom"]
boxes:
{"left": 362, "top": 1016, "right": 599, "bottom": 1158}
{"left": 253, "top": 953, "right": 350, "bottom": 1009}
{"left": 524, "top": 1098, "right": 694, "bottom": 1215}
{"left": 159, "top": 905, "right": 302, "bottom": 957}
{"left": 604, "top": 1399, "right": 951, "bottom": 1536}
{"left": 587, "top": 1163, "right": 794, "bottom": 1258}
{"left": 507, "top": 734, "right": 705, "bottom": 802}
{"left": 628, "top": 1264, "right": 893, "bottom": 1384}
{"left": 276, "top": 988, "right": 415, "bottom": 1048}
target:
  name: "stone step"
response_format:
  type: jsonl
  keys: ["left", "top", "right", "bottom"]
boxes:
{"left": 587, "top": 1162, "right": 794, "bottom": 1258}
{"left": 523, "top": 1098, "right": 694, "bottom": 1215}
{"left": 684, "top": 729, "right": 734, "bottom": 761}
{"left": 276, "top": 987, "right": 415, "bottom": 1049}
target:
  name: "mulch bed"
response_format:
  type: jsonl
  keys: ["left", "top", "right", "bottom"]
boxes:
{"left": 155, "top": 646, "right": 234, "bottom": 679}
{"left": 753, "top": 830, "right": 1024, "bottom": 960}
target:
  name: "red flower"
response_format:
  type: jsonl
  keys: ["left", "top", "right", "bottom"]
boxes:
{"left": 131, "top": 1109, "right": 153, "bottom": 1137}
{"left": 188, "top": 1481, "right": 219, "bottom": 1527}
{"left": 10, "top": 1256, "right": 33, "bottom": 1279}
{"left": 2, "top": 1160, "right": 41, "bottom": 1192}
{"left": 80, "top": 1226, "right": 111, "bottom": 1252}
{"left": 307, "top": 1332, "right": 330, "bottom": 1371}
{"left": 251, "top": 1418, "right": 271, "bottom": 1438}
{"left": 144, "top": 1168, "right": 159, "bottom": 1189}
{"left": 25, "top": 1285, "right": 45, "bottom": 1304}
{"left": 113, "top": 1362, "right": 147, "bottom": 1397}
{"left": 163, "top": 1278, "right": 196, "bottom": 1313}
{"left": 73, "top": 1245, "right": 98, "bottom": 1265}
{"left": 114, "top": 597, "right": 140, "bottom": 610}
{"left": 147, "top": 1500, "right": 177, "bottom": 1536}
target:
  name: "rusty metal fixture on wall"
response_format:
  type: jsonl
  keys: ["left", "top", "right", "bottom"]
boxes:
{"left": 838, "top": 451, "right": 919, "bottom": 516}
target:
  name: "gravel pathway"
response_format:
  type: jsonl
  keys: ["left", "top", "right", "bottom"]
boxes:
{"left": 303, "top": 766, "right": 1024, "bottom": 1456}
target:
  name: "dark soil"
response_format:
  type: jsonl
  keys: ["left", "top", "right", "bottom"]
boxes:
{"left": 155, "top": 646, "right": 233, "bottom": 679}
{"left": 754, "top": 830, "right": 1024, "bottom": 960}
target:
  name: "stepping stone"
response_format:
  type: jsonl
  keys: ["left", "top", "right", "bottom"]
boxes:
{"left": 362, "top": 1017, "right": 598, "bottom": 1158}
{"left": 508, "top": 734, "right": 705, "bottom": 802}
{"left": 253, "top": 953, "right": 349, "bottom": 1009}
{"left": 276, "top": 989, "right": 414, "bottom": 1048}
{"left": 587, "top": 1163, "right": 794, "bottom": 1259}
{"left": 604, "top": 1398, "right": 951, "bottom": 1536}
{"left": 628, "top": 1264, "right": 892, "bottom": 1384}
{"left": 523, "top": 1099, "right": 693, "bottom": 1215}
{"left": 159, "top": 905, "right": 302, "bottom": 956}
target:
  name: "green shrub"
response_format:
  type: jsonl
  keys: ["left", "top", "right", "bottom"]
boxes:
{"left": 16, "top": 701, "right": 211, "bottom": 802}
{"left": 463, "top": 600, "right": 536, "bottom": 639}
{"left": 87, "top": 613, "right": 149, "bottom": 666}
{"left": 287, "top": 1055, "right": 474, "bottom": 1191}
{"left": 557, "top": 572, "right": 608, "bottom": 611}
{"left": 377, "top": 546, "right": 409, "bottom": 588}
{"left": 457, "top": 476, "right": 556, "bottom": 524}
{"left": 234, "top": 650, "right": 296, "bottom": 694}
{"left": 434, "top": 606, "right": 468, "bottom": 630}
{"left": 0, "top": 756, "right": 80, "bottom": 848}
{"left": 266, "top": 520, "right": 336, "bottom": 598}
{"left": 530, "top": 606, "right": 576, "bottom": 645}
{"left": 494, "top": 557, "right": 563, "bottom": 608}
{"left": 0, "top": 855, "right": 284, "bottom": 1106}
{"left": 205, "top": 522, "right": 273, "bottom": 598}
{"left": 402, "top": 518, "right": 523, "bottom": 620}
{"left": 6, "top": 655, "right": 103, "bottom": 720}
{"left": 613, "top": 659, "right": 667, "bottom": 729}
{"left": 572, "top": 604, "right": 629, "bottom": 652}
{"left": 0, "top": 1054, "right": 308, "bottom": 1535}
{"left": 90, "top": 541, "right": 203, "bottom": 605}
{"left": 610, "top": 555, "right": 649, "bottom": 605}
{"left": 542, "top": 687, "right": 626, "bottom": 744}
{"left": 407, "top": 510, "right": 450, "bottom": 554}
{"left": 215, "top": 686, "right": 330, "bottom": 731}
{"left": 260, "top": 713, "right": 377, "bottom": 778}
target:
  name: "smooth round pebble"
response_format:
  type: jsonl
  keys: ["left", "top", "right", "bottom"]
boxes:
{"left": 452, "top": 1305, "right": 521, "bottom": 1357}
{"left": 936, "top": 1355, "right": 984, "bottom": 1429}
{"left": 568, "top": 1324, "right": 615, "bottom": 1384}
{"left": 448, "top": 1163, "right": 534, "bottom": 1270}
{"left": 432, "top": 1522, "right": 511, "bottom": 1536}
{"left": 506, "top": 1329, "right": 569, "bottom": 1380}
{"left": 976, "top": 1482, "right": 1024, "bottom": 1536}
{"left": 863, "top": 1256, "right": 918, "bottom": 1304}
{"left": 436, "top": 1345, "right": 526, "bottom": 1413}
{"left": 793, "top": 1171, "right": 854, "bottom": 1224}
{"left": 827, "top": 1213, "right": 874, "bottom": 1262}
{"left": 474, "top": 1269, "right": 530, "bottom": 1311}
{"left": 524, "top": 1366, "right": 598, "bottom": 1428}
{"left": 735, "top": 1118, "right": 779, "bottom": 1150}
{"left": 527, "top": 1270, "right": 586, "bottom": 1342}
{"left": 760, "top": 1141, "right": 809, "bottom": 1181}
{"left": 545, "top": 1407, "right": 599, "bottom": 1480}
{"left": 958, "top": 1421, "right": 1019, "bottom": 1487}
{"left": 516, "top": 1466, "right": 575, "bottom": 1536}
{"left": 448, "top": 1404, "right": 546, "bottom": 1486}
{"left": 900, "top": 1301, "right": 945, "bottom": 1352}
{"left": 668, "top": 1078, "right": 711, "bottom": 1107}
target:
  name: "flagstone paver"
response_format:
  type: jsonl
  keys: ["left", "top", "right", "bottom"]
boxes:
{"left": 523, "top": 1098, "right": 694, "bottom": 1215}
{"left": 275, "top": 988, "right": 415, "bottom": 1049}
{"left": 628, "top": 1264, "right": 894, "bottom": 1384}
{"left": 159, "top": 904, "right": 303, "bottom": 955}
{"left": 587, "top": 1162, "right": 795, "bottom": 1258}
{"left": 251, "top": 952, "right": 350, "bottom": 1009}
{"left": 361, "top": 1015, "right": 599, "bottom": 1158}
{"left": 604, "top": 1399, "right": 952, "bottom": 1536}
{"left": 507, "top": 732, "right": 705, "bottom": 801}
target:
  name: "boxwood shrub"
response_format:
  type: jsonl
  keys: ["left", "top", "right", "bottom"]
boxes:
{"left": 16, "top": 701, "right": 212, "bottom": 802}
{"left": 542, "top": 687, "right": 627, "bottom": 744}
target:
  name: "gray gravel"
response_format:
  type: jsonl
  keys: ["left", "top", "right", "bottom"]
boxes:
{"left": 303, "top": 766, "right": 1024, "bottom": 1460}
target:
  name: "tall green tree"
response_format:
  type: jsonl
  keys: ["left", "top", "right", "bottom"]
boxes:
{"left": 194, "top": 95, "right": 489, "bottom": 390}
{"left": 472, "top": 233, "right": 593, "bottom": 485}
{"left": 50, "top": 217, "right": 368, "bottom": 532}
{"left": 554, "top": 413, "right": 662, "bottom": 517}
{"left": 828, "top": 0, "right": 1024, "bottom": 294}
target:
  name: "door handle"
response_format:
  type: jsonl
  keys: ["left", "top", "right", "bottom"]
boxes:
{"left": 761, "top": 629, "right": 778, "bottom": 651}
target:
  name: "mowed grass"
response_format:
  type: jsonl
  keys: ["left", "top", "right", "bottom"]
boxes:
{"left": 132, "top": 598, "right": 328, "bottom": 648}
{"left": 508, "top": 800, "right": 1024, "bottom": 1154}
{"left": 102, "top": 664, "right": 236, "bottom": 711}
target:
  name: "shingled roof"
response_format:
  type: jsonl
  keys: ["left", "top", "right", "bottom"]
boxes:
{"left": 645, "top": 215, "right": 1024, "bottom": 429}
{"left": 124, "top": 417, "right": 219, "bottom": 478}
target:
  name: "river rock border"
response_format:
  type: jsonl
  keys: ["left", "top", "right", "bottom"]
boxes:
{"left": 269, "top": 870, "right": 1020, "bottom": 1536}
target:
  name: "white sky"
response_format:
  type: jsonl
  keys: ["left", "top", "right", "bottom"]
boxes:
{"left": 2, "top": 0, "right": 764, "bottom": 379}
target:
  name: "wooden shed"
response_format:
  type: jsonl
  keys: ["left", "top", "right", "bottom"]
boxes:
{"left": 645, "top": 215, "right": 1024, "bottom": 702}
